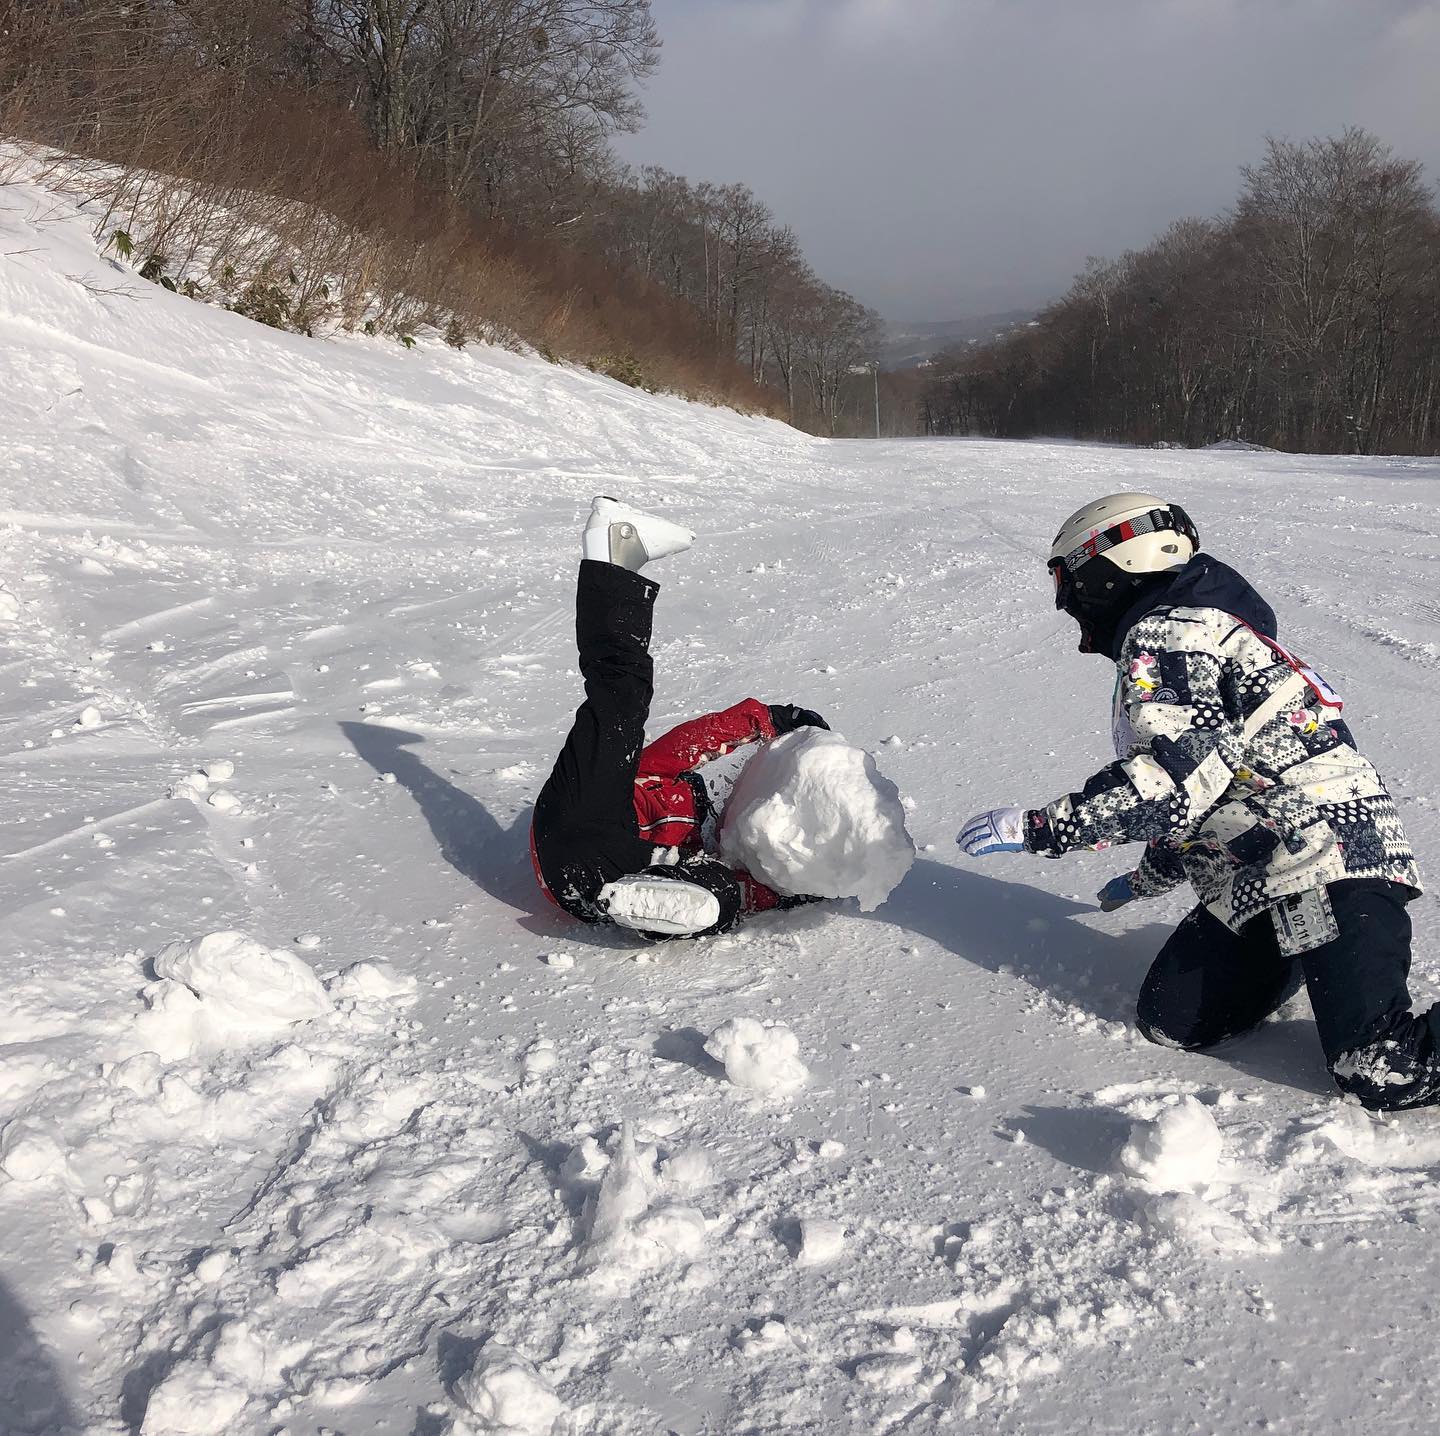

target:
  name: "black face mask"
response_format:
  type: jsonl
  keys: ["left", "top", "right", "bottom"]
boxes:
{"left": 1050, "top": 555, "right": 1171, "bottom": 659}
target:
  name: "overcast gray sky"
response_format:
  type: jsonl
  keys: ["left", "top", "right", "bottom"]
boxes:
{"left": 614, "top": 0, "right": 1440, "bottom": 323}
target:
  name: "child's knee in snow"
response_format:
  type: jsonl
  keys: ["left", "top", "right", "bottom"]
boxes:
{"left": 1135, "top": 1010, "right": 1206, "bottom": 1051}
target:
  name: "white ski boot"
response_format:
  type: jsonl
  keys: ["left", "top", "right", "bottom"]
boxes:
{"left": 598, "top": 875, "right": 721, "bottom": 936}
{"left": 582, "top": 495, "right": 694, "bottom": 571}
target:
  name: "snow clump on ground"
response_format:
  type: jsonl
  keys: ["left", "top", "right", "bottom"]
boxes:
{"left": 718, "top": 727, "right": 914, "bottom": 910}
{"left": 796, "top": 1217, "right": 846, "bottom": 1266}
{"left": 580, "top": 1124, "right": 707, "bottom": 1287}
{"left": 1114, "top": 1095, "right": 1275, "bottom": 1253}
{"left": 451, "top": 1341, "right": 565, "bottom": 1433}
{"left": 131, "top": 930, "right": 332, "bottom": 1059}
{"left": 1117, "top": 1095, "right": 1223, "bottom": 1194}
{"left": 704, "top": 1017, "right": 808, "bottom": 1095}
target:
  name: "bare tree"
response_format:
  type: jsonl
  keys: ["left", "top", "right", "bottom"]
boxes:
{"left": 923, "top": 129, "right": 1440, "bottom": 455}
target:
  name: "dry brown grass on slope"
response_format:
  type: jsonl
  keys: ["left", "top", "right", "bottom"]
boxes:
{"left": 0, "top": 41, "right": 779, "bottom": 416}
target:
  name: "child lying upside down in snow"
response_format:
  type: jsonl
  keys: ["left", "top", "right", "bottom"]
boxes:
{"left": 528, "top": 496, "right": 828, "bottom": 940}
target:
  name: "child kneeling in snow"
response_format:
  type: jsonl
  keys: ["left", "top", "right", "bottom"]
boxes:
{"left": 529, "top": 497, "right": 827, "bottom": 940}
{"left": 958, "top": 493, "right": 1430, "bottom": 1112}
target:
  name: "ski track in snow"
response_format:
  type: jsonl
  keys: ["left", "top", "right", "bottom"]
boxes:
{"left": 4, "top": 160, "right": 1440, "bottom": 1434}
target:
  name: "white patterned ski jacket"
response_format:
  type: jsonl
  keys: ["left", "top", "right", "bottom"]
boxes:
{"left": 1024, "top": 555, "right": 1421, "bottom": 931}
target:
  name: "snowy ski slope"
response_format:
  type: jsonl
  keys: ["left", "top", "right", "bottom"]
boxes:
{"left": 4, "top": 169, "right": 1440, "bottom": 1434}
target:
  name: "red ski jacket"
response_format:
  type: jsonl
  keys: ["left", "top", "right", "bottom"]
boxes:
{"left": 532, "top": 697, "right": 785, "bottom": 915}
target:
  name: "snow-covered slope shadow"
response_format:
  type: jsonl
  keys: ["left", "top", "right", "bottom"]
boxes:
{"left": 0, "top": 1274, "right": 78, "bottom": 1433}
{"left": 867, "top": 858, "right": 1168, "bottom": 1021}
{"left": 339, "top": 721, "right": 532, "bottom": 903}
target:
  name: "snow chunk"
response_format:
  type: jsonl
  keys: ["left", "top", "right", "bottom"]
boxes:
{"left": 327, "top": 960, "right": 418, "bottom": 1004}
{"left": 452, "top": 1343, "right": 564, "bottom": 1434}
{"left": 76, "top": 705, "right": 103, "bottom": 729}
{"left": 0, "top": 587, "right": 19, "bottom": 623}
{"left": 194, "top": 1250, "right": 231, "bottom": 1283}
{"left": 171, "top": 772, "right": 209, "bottom": 799}
{"left": 661, "top": 1145, "right": 713, "bottom": 1190}
{"left": 704, "top": 1017, "right": 808, "bottom": 1095}
{"left": 133, "top": 931, "right": 332, "bottom": 1058}
{"left": 522, "top": 1039, "right": 559, "bottom": 1079}
{"left": 1118, "top": 1097, "right": 1222, "bottom": 1194}
{"left": 1142, "top": 1192, "right": 1277, "bottom": 1254}
{"left": 0, "top": 1118, "right": 71, "bottom": 1184}
{"left": 718, "top": 728, "right": 913, "bottom": 910}
{"left": 796, "top": 1217, "right": 846, "bottom": 1267}
{"left": 560, "top": 1135, "right": 610, "bottom": 1186}
{"left": 154, "top": 931, "right": 331, "bottom": 1022}
{"left": 854, "top": 1350, "right": 922, "bottom": 1390}
{"left": 140, "top": 1364, "right": 249, "bottom": 1434}
{"left": 582, "top": 1124, "right": 706, "bottom": 1284}
{"left": 734, "top": 1317, "right": 795, "bottom": 1356}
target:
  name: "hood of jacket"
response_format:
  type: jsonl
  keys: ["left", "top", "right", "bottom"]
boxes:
{"left": 1109, "top": 553, "right": 1278, "bottom": 659}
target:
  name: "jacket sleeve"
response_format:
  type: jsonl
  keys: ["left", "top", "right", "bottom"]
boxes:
{"left": 1025, "top": 611, "right": 1248, "bottom": 857}
{"left": 638, "top": 698, "right": 777, "bottom": 779}
{"left": 1130, "top": 839, "right": 1189, "bottom": 898}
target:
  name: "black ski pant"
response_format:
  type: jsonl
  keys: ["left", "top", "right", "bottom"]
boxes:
{"left": 532, "top": 560, "right": 663, "bottom": 921}
{"left": 531, "top": 561, "right": 743, "bottom": 934}
{"left": 1136, "top": 879, "right": 1440, "bottom": 1110}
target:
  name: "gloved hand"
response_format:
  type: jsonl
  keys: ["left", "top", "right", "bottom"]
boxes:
{"left": 769, "top": 703, "right": 830, "bottom": 734}
{"left": 957, "top": 807, "right": 1028, "bottom": 857}
{"left": 1097, "top": 873, "right": 1137, "bottom": 911}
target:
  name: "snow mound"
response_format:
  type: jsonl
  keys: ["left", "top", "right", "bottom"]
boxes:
{"left": 717, "top": 728, "right": 913, "bottom": 910}
{"left": 132, "top": 931, "right": 332, "bottom": 1059}
{"left": 581, "top": 1124, "right": 706, "bottom": 1286}
{"left": 704, "top": 1017, "right": 808, "bottom": 1095}
{"left": 140, "top": 1369, "right": 250, "bottom": 1435}
{"left": 0, "top": 1118, "right": 72, "bottom": 1184}
{"left": 1304, "top": 1106, "right": 1440, "bottom": 1169}
{"left": 326, "top": 960, "right": 418, "bottom": 1004}
{"left": 1141, "top": 1191, "right": 1276, "bottom": 1254}
{"left": 1117, "top": 1097, "right": 1222, "bottom": 1194}
{"left": 452, "top": 1342, "right": 565, "bottom": 1434}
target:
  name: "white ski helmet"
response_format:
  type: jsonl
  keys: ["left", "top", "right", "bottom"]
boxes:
{"left": 1048, "top": 493, "right": 1199, "bottom": 654}
{"left": 1048, "top": 493, "right": 1199, "bottom": 582}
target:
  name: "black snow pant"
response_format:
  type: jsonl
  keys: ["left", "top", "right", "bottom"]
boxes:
{"left": 531, "top": 560, "right": 740, "bottom": 933}
{"left": 1136, "top": 879, "right": 1440, "bottom": 1110}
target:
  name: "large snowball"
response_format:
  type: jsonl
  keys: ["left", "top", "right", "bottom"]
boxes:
{"left": 718, "top": 729, "right": 914, "bottom": 911}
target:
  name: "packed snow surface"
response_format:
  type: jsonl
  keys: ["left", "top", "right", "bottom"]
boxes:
{"left": 4, "top": 155, "right": 1440, "bottom": 1433}
{"left": 719, "top": 727, "right": 914, "bottom": 909}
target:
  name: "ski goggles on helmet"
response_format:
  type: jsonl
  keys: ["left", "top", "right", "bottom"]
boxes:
{"left": 1049, "top": 557, "right": 1074, "bottom": 612}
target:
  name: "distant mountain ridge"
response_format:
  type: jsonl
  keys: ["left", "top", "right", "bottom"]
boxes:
{"left": 880, "top": 310, "right": 1035, "bottom": 370}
